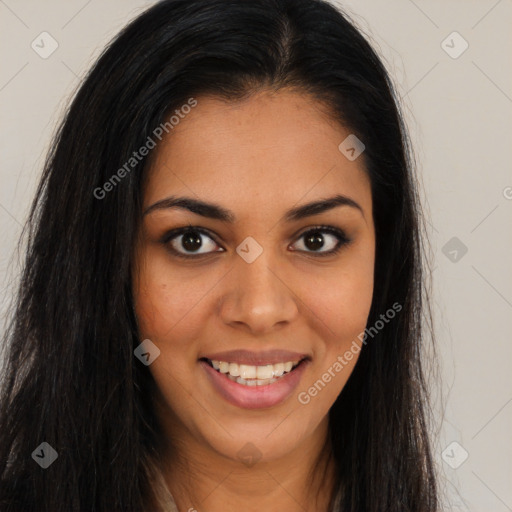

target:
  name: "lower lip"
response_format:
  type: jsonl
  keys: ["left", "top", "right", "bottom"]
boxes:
{"left": 200, "top": 359, "right": 309, "bottom": 410}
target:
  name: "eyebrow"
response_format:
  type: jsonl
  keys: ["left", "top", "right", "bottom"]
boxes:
{"left": 143, "top": 194, "right": 365, "bottom": 223}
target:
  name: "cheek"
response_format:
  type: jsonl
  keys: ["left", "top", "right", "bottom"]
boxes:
{"left": 324, "top": 278, "right": 373, "bottom": 337}
{"left": 133, "top": 248, "right": 209, "bottom": 341}
{"left": 133, "top": 262, "right": 205, "bottom": 403}
{"left": 295, "top": 262, "right": 373, "bottom": 413}
{"left": 304, "top": 253, "right": 374, "bottom": 350}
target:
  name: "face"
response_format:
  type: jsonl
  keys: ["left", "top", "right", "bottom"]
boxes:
{"left": 132, "top": 89, "right": 375, "bottom": 467}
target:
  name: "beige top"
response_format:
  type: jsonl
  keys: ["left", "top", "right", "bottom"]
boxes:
{"left": 147, "top": 458, "right": 179, "bottom": 512}
{"left": 147, "top": 458, "right": 342, "bottom": 512}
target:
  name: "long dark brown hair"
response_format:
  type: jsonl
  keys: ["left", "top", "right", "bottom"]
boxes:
{"left": 0, "top": 0, "right": 440, "bottom": 510}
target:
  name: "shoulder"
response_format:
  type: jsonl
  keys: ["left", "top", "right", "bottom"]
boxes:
{"left": 144, "top": 457, "right": 180, "bottom": 512}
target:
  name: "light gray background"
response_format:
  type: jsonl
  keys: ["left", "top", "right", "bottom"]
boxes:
{"left": 1, "top": 1, "right": 511, "bottom": 510}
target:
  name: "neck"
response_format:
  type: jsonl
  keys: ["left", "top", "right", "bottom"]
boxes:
{"left": 159, "top": 415, "right": 337, "bottom": 512}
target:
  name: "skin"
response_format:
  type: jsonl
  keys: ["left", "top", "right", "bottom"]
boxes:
{"left": 132, "top": 89, "right": 375, "bottom": 512}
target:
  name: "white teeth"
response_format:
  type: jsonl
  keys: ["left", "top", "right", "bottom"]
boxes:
{"left": 256, "top": 364, "right": 274, "bottom": 380}
{"left": 273, "top": 362, "right": 285, "bottom": 377}
{"left": 228, "top": 363, "right": 240, "bottom": 377}
{"left": 228, "top": 374, "right": 278, "bottom": 386}
{"left": 239, "top": 364, "right": 256, "bottom": 379}
{"left": 209, "top": 359, "right": 301, "bottom": 385}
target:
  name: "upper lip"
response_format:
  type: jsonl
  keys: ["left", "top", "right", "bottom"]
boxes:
{"left": 200, "top": 349, "right": 310, "bottom": 366}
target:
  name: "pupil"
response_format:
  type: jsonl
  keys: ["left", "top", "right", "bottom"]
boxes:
{"left": 305, "top": 231, "right": 324, "bottom": 250}
{"left": 182, "top": 231, "right": 202, "bottom": 252}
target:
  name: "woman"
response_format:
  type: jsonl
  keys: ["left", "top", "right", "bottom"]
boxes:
{"left": 0, "top": 0, "right": 440, "bottom": 510}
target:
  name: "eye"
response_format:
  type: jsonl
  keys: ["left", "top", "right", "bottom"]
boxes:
{"left": 161, "top": 226, "right": 224, "bottom": 258}
{"left": 161, "top": 224, "right": 351, "bottom": 260}
{"left": 290, "top": 225, "right": 351, "bottom": 256}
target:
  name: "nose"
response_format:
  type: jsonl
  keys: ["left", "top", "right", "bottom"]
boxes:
{"left": 219, "top": 249, "right": 299, "bottom": 335}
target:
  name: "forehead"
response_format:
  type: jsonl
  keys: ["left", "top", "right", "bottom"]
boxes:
{"left": 143, "top": 90, "right": 371, "bottom": 220}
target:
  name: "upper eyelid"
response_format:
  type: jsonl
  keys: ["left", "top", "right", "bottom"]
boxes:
{"left": 164, "top": 224, "right": 347, "bottom": 249}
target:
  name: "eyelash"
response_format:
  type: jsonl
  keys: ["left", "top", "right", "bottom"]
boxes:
{"left": 160, "top": 224, "right": 352, "bottom": 260}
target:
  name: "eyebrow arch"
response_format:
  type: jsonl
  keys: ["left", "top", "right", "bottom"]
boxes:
{"left": 143, "top": 194, "right": 364, "bottom": 223}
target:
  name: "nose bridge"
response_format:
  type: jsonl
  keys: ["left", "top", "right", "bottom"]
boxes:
{"left": 220, "top": 243, "right": 297, "bottom": 333}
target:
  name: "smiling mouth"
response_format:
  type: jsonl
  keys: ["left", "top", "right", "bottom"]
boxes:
{"left": 200, "top": 357, "right": 307, "bottom": 387}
